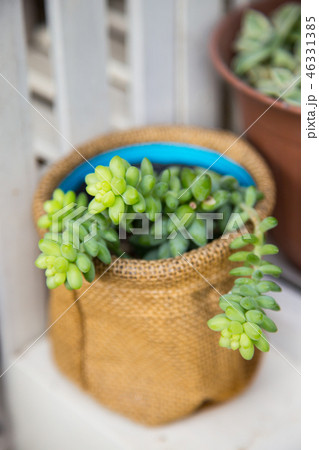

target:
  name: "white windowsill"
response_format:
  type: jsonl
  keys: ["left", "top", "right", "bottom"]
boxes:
{"left": 6, "top": 280, "right": 300, "bottom": 450}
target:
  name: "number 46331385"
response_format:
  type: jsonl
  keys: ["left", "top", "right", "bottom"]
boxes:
{"left": 306, "top": 16, "right": 316, "bottom": 79}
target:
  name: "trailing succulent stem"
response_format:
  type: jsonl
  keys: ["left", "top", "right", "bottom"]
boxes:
{"left": 207, "top": 193, "right": 281, "bottom": 360}
{"left": 35, "top": 156, "right": 282, "bottom": 360}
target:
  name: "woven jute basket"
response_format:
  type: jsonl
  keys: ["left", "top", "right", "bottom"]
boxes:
{"left": 33, "top": 126, "right": 276, "bottom": 425}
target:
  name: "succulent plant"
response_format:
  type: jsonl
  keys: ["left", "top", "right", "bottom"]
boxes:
{"left": 36, "top": 189, "right": 119, "bottom": 290}
{"left": 233, "top": 3, "right": 301, "bottom": 105}
{"left": 207, "top": 206, "right": 281, "bottom": 360}
{"left": 35, "top": 156, "right": 282, "bottom": 360}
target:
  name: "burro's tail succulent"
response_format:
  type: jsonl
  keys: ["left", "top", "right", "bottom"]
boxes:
{"left": 35, "top": 156, "right": 282, "bottom": 360}
{"left": 208, "top": 200, "right": 281, "bottom": 360}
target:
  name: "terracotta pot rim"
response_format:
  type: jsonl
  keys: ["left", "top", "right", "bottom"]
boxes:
{"left": 209, "top": 1, "right": 301, "bottom": 117}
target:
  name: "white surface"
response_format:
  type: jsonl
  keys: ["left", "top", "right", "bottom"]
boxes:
{"left": 6, "top": 280, "right": 300, "bottom": 450}
{"left": 301, "top": 3, "right": 318, "bottom": 447}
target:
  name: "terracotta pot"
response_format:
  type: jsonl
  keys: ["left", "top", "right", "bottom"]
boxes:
{"left": 210, "top": 0, "right": 301, "bottom": 267}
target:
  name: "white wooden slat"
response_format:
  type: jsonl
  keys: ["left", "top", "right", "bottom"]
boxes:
{"left": 31, "top": 98, "right": 61, "bottom": 163}
{"left": 28, "top": 70, "right": 55, "bottom": 102}
{"left": 108, "top": 9, "right": 127, "bottom": 34}
{"left": 127, "top": 0, "right": 176, "bottom": 125}
{"left": 0, "top": 0, "right": 47, "bottom": 363}
{"left": 126, "top": 0, "right": 224, "bottom": 128}
{"left": 109, "top": 85, "right": 131, "bottom": 129}
{"left": 30, "top": 24, "right": 51, "bottom": 56}
{"left": 46, "top": 0, "right": 110, "bottom": 153}
{"left": 179, "top": 0, "right": 224, "bottom": 128}
{"left": 109, "top": 33, "right": 127, "bottom": 64}
{"left": 175, "top": 0, "right": 188, "bottom": 124}
{"left": 27, "top": 48, "right": 55, "bottom": 101}
{"left": 108, "top": 60, "right": 130, "bottom": 88}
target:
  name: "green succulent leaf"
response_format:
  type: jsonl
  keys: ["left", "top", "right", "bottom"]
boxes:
{"left": 229, "top": 267, "right": 254, "bottom": 277}
{"left": 233, "top": 47, "right": 272, "bottom": 76}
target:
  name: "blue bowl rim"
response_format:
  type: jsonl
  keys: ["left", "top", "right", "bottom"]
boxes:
{"left": 59, "top": 141, "right": 255, "bottom": 192}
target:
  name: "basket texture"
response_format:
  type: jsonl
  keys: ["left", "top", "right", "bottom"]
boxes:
{"left": 33, "top": 126, "right": 276, "bottom": 425}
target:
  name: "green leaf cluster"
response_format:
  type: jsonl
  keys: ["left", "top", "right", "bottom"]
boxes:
{"left": 36, "top": 189, "right": 119, "bottom": 289}
{"left": 83, "top": 157, "right": 264, "bottom": 260}
{"left": 233, "top": 3, "right": 301, "bottom": 105}
{"left": 207, "top": 204, "right": 281, "bottom": 360}
{"left": 36, "top": 157, "right": 265, "bottom": 271}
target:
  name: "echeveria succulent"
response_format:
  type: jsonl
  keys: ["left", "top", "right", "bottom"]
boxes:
{"left": 233, "top": 3, "right": 301, "bottom": 105}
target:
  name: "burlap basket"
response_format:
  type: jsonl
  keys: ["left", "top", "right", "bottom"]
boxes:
{"left": 33, "top": 126, "right": 275, "bottom": 425}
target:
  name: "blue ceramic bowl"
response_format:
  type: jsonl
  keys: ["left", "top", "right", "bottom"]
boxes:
{"left": 59, "top": 142, "right": 255, "bottom": 192}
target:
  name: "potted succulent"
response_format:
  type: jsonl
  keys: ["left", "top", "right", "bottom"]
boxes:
{"left": 33, "top": 126, "right": 280, "bottom": 425}
{"left": 210, "top": 0, "right": 301, "bottom": 267}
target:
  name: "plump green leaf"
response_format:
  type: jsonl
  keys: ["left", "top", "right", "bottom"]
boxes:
{"left": 230, "top": 236, "right": 247, "bottom": 250}
{"left": 283, "top": 87, "right": 301, "bottom": 106}
{"left": 272, "top": 3, "right": 301, "bottom": 40}
{"left": 244, "top": 321, "right": 262, "bottom": 340}
{"left": 234, "top": 277, "right": 255, "bottom": 286}
{"left": 207, "top": 314, "right": 230, "bottom": 331}
{"left": 233, "top": 47, "right": 272, "bottom": 75}
{"left": 222, "top": 294, "right": 243, "bottom": 303}
{"left": 239, "top": 345, "right": 255, "bottom": 360}
{"left": 188, "top": 219, "right": 207, "bottom": 247}
{"left": 245, "top": 186, "right": 257, "bottom": 207}
{"left": 260, "top": 264, "right": 282, "bottom": 277}
{"left": 245, "top": 309, "right": 264, "bottom": 324}
{"left": 158, "top": 242, "right": 171, "bottom": 259}
{"left": 66, "top": 263, "right": 83, "bottom": 290}
{"left": 191, "top": 174, "right": 211, "bottom": 202}
{"left": 256, "top": 295, "right": 280, "bottom": 311}
{"left": 169, "top": 233, "right": 189, "bottom": 257}
{"left": 225, "top": 306, "right": 246, "bottom": 322}
{"left": 255, "top": 333, "right": 270, "bottom": 352}
{"left": 220, "top": 176, "right": 239, "bottom": 192}
{"left": 260, "top": 315, "right": 278, "bottom": 332}
{"left": 229, "top": 321, "right": 244, "bottom": 335}
{"left": 259, "top": 244, "right": 279, "bottom": 255}
{"left": 259, "top": 216, "right": 278, "bottom": 232}
{"left": 219, "top": 298, "right": 243, "bottom": 312}
{"left": 229, "top": 267, "right": 254, "bottom": 277}
{"left": 246, "top": 253, "right": 260, "bottom": 265}
{"left": 242, "top": 234, "right": 259, "bottom": 244}
{"left": 257, "top": 280, "right": 282, "bottom": 293}
{"left": 141, "top": 157, "right": 154, "bottom": 176}
{"left": 239, "top": 284, "right": 259, "bottom": 297}
{"left": 272, "top": 48, "right": 296, "bottom": 71}
{"left": 240, "top": 9, "right": 273, "bottom": 42}
{"left": 229, "top": 251, "right": 250, "bottom": 262}
{"left": 240, "top": 297, "right": 256, "bottom": 310}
